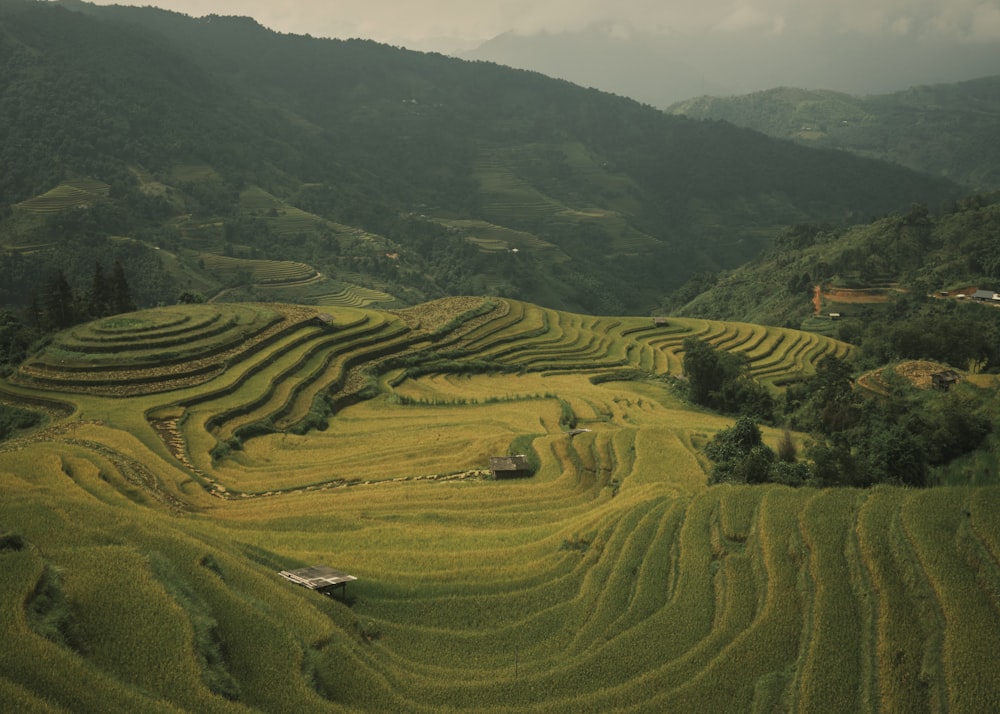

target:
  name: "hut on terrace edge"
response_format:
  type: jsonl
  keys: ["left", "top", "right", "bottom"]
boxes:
{"left": 279, "top": 565, "right": 357, "bottom": 599}
{"left": 490, "top": 454, "right": 533, "bottom": 479}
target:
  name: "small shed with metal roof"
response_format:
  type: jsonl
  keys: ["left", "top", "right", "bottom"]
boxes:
{"left": 279, "top": 565, "right": 357, "bottom": 598}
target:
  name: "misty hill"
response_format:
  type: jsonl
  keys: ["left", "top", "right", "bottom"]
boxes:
{"left": 461, "top": 23, "right": 1000, "bottom": 108}
{"left": 0, "top": 0, "right": 960, "bottom": 317}
{"left": 670, "top": 76, "right": 1000, "bottom": 192}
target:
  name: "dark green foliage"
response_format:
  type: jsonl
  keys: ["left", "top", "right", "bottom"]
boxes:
{"left": 704, "top": 351, "right": 997, "bottom": 487}
{"left": 88, "top": 261, "right": 112, "bottom": 319}
{"left": 784, "top": 355, "right": 860, "bottom": 434}
{"left": 0, "top": 309, "right": 43, "bottom": 374}
{"left": 670, "top": 78, "right": 1000, "bottom": 192}
{"left": 705, "top": 416, "right": 779, "bottom": 485}
{"left": 787, "top": 355, "right": 994, "bottom": 487}
{"left": 149, "top": 553, "right": 241, "bottom": 701}
{"left": 558, "top": 399, "right": 578, "bottom": 429}
{"left": 109, "top": 260, "right": 135, "bottom": 314}
{"left": 705, "top": 418, "right": 809, "bottom": 486}
{"left": 854, "top": 417, "right": 929, "bottom": 487}
{"left": 705, "top": 416, "right": 764, "bottom": 462}
{"left": 209, "top": 436, "right": 242, "bottom": 463}
{"left": 682, "top": 337, "right": 774, "bottom": 420}
{"left": 0, "top": 532, "right": 26, "bottom": 551}
{"left": 0, "top": 402, "right": 42, "bottom": 441}
{"left": 674, "top": 197, "right": 1000, "bottom": 335}
{"left": 25, "top": 563, "right": 75, "bottom": 648}
{"left": 0, "top": 0, "right": 962, "bottom": 317}
{"left": 858, "top": 301, "right": 1000, "bottom": 371}
{"left": 776, "top": 427, "right": 797, "bottom": 463}
{"left": 920, "top": 389, "right": 993, "bottom": 465}
{"left": 682, "top": 337, "right": 744, "bottom": 406}
{"left": 41, "top": 270, "right": 77, "bottom": 330}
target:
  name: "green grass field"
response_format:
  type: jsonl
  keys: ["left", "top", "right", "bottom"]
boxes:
{"left": 1, "top": 298, "right": 997, "bottom": 712}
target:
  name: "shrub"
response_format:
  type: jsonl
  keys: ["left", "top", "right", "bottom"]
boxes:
{"left": 0, "top": 533, "right": 26, "bottom": 552}
{"left": 25, "top": 564, "right": 75, "bottom": 648}
{"left": 0, "top": 404, "right": 43, "bottom": 441}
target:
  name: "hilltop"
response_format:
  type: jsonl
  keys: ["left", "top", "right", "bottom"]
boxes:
{"left": 0, "top": 0, "right": 961, "bottom": 317}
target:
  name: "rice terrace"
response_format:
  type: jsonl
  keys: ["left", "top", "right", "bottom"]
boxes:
{"left": 1, "top": 295, "right": 998, "bottom": 712}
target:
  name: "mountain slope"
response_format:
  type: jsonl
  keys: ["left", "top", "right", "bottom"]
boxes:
{"left": 0, "top": 0, "right": 961, "bottom": 316}
{"left": 667, "top": 196, "right": 1000, "bottom": 337}
{"left": 669, "top": 76, "right": 1000, "bottom": 191}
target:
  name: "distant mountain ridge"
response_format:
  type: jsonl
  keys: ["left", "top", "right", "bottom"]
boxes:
{"left": 669, "top": 76, "right": 1000, "bottom": 191}
{"left": 461, "top": 23, "right": 1000, "bottom": 108}
{"left": 0, "top": 0, "right": 962, "bottom": 317}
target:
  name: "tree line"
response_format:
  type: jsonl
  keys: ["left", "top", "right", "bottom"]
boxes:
{"left": 682, "top": 337, "right": 994, "bottom": 488}
{"left": 0, "top": 260, "right": 134, "bottom": 376}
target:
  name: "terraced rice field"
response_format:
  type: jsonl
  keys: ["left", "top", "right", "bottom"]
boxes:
{"left": 1, "top": 298, "right": 997, "bottom": 712}
{"left": 313, "top": 285, "right": 396, "bottom": 308}
{"left": 15, "top": 178, "right": 111, "bottom": 213}
{"left": 438, "top": 218, "right": 563, "bottom": 256}
{"left": 473, "top": 149, "right": 657, "bottom": 257}
{"left": 197, "top": 253, "right": 320, "bottom": 286}
{"left": 238, "top": 186, "right": 333, "bottom": 237}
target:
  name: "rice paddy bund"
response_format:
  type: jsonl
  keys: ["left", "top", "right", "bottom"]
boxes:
{"left": 1, "top": 297, "right": 998, "bottom": 712}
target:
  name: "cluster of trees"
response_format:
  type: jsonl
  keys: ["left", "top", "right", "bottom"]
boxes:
{"left": 0, "top": 260, "right": 135, "bottom": 375}
{"left": 782, "top": 355, "right": 992, "bottom": 487}
{"left": 686, "top": 339, "right": 994, "bottom": 488}
{"left": 0, "top": 402, "right": 42, "bottom": 441}
{"left": 680, "top": 337, "right": 774, "bottom": 420}
{"left": 853, "top": 295, "right": 1000, "bottom": 372}
{"left": 33, "top": 261, "right": 134, "bottom": 331}
{"left": 704, "top": 417, "right": 809, "bottom": 486}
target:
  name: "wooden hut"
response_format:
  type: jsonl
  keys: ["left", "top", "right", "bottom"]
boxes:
{"left": 490, "top": 454, "right": 533, "bottom": 479}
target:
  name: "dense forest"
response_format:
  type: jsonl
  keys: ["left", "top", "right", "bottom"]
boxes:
{"left": 0, "top": 0, "right": 963, "bottom": 322}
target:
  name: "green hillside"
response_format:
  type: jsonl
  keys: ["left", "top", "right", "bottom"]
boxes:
{"left": 669, "top": 76, "right": 1000, "bottom": 191}
{"left": 1, "top": 298, "right": 999, "bottom": 711}
{"left": 0, "top": 0, "right": 961, "bottom": 317}
{"left": 666, "top": 195, "right": 1000, "bottom": 365}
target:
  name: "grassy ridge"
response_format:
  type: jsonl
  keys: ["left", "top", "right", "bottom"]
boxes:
{"left": 1, "top": 298, "right": 996, "bottom": 711}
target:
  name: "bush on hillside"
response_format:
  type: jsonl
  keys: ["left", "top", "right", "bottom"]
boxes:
{"left": 682, "top": 337, "right": 774, "bottom": 421}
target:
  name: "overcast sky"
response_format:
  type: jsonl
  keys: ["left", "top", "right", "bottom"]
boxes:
{"left": 87, "top": 0, "right": 1000, "bottom": 51}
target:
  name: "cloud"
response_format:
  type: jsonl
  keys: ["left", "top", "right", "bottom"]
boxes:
{"left": 86, "top": 0, "right": 1000, "bottom": 46}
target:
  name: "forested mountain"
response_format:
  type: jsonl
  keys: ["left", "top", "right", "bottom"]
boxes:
{"left": 0, "top": 0, "right": 960, "bottom": 320}
{"left": 670, "top": 76, "right": 1000, "bottom": 192}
